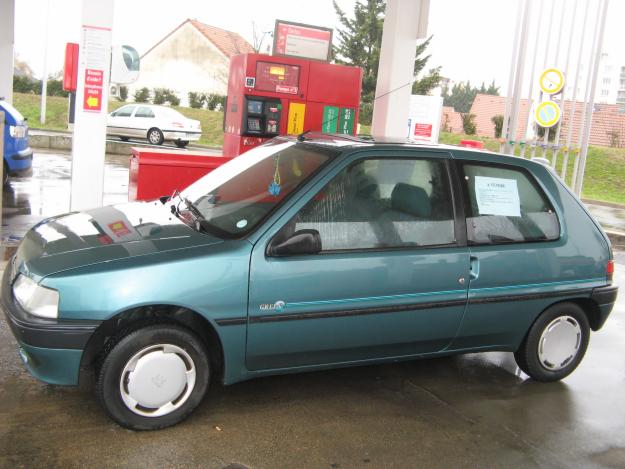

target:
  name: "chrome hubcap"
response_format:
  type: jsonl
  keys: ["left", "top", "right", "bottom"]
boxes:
{"left": 120, "top": 344, "right": 196, "bottom": 417}
{"left": 538, "top": 315, "right": 582, "bottom": 371}
{"left": 149, "top": 131, "right": 160, "bottom": 143}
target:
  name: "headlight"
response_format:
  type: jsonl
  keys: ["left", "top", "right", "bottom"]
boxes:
{"left": 9, "top": 125, "right": 27, "bottom": 138}
{"left": 13, "top": 275, "right": 59, "bottom": 319}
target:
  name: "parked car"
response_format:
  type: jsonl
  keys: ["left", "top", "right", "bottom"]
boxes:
{"left": 3, "top": 135, "right": 617, "bottom": 430}
{"left": 0, "top": 98, "right": 33, "bottom": 185}
{"left": 106, "top": 104, "right": 201, "bottom": 148}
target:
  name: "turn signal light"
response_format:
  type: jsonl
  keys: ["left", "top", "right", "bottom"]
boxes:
{"left": 607, "top": 260, "right": 614, "bottom": 283}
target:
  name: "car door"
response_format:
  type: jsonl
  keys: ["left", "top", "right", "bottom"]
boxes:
{"left": 133, "top": 106, "right": 157, "bottom": 138}
{"left": 246, "top": 150, "right": 471, "bottom": 371}
{"left": 108, "top": 105, "right": 135, "bottom": 137}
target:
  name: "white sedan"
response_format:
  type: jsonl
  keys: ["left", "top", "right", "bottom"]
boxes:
{"left": 107, "top": 104, "right": 202, "bottom": 148}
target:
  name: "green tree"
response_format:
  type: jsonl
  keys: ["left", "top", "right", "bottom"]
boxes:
{"left": 444, "top": 80, "right": 499, "bottom": 113}
{"left": 134, "top": 87, "right": 150, "bottom": 103}
{"left": 491, "top": 114, "right": 504, "bottom": 138}
{"left": 118, "top": 85, "right": 128, "bottom": 102}
{"left": 461, "top": 113, "right": 476, "bottom": 135}
{"left": 333, "top": 0, "right": 441, "bottom": 124}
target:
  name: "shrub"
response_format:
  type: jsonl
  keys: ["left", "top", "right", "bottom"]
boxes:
{"left": 205, "top": 93, "right": 226, "bottom": 111}
{"left": 607, "top": 129, "right": 621, "bottom": 148}
{"left": 461, "top": 113, "right": 476, "bottom": 135}
{"left": 118, "top": 85, "right": 128, "bottom": 102}
{"left": 188, "top": 92, "right": 205, "bottom": 109}
{"left": 358, "top": 101, "right": 373, "bottom": 126}
{"left": 153, "top": 88, "right": 180, "bottom": 106}
{"left": 491, "top": 114, "right": 503, "bottom": 138}
{"left": 133, "top": 87, "right": 150, "bottom": 103}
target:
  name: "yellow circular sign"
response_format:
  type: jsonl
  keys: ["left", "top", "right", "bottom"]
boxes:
{"left": 535, "top": 100, "right": 562, "bottom": 128}
{"left": 539, "top": 68, "right": 565, "bottom": 95}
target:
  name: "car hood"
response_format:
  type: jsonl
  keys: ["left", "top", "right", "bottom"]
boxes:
{"left": 14, "top": 201, "right": 223, "bottom": 279}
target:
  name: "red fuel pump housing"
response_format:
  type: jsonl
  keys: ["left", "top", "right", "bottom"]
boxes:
{"left": 224, "top": 53, "right": 362, "bottom": 157}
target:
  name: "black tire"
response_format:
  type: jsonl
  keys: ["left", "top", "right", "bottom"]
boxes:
{"left": 174, "top": 140, "right": 189, "bottom": 148}
{"left": 3, "top": 162, "right": 9, "bottom": 186}
{"left": 120, "top": 136, "right": 130, "bottom": 142}
{"left": 514, "top": 302, "right": 590, "bottom": 382}
{"left": 147, "top": 127, "right": 164, "bottom": 145}
{"left": 96, "top": 324, "right": 210, "bottom": 430}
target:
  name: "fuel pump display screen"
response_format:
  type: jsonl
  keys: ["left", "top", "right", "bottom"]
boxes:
{"left": 256, "top": 61, "right": 300, "bottom": 94}
{"left": 247, "top": 100, "right": 263, "bottom": 114}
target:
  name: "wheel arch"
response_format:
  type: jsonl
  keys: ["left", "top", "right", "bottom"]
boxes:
{"left": 80, "top": 304, "right": 225, "bottom": 382}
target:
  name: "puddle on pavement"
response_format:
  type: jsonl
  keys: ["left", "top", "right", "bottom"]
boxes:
{"left": 2, "top": 151, "right": 129, "bottom": 244}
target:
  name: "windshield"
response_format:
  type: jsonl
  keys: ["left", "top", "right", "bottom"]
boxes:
{"left": 179, "top": 139, "right": 338, "bottom": 238}
{"left": 0, "top": 100, "right": 25, "bottom": 122}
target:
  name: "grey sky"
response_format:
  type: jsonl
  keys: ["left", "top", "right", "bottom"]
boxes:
{"left": 13, "top": 0, "right": 625, "bottom": 90}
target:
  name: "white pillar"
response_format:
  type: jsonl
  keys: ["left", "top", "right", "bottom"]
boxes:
{"left": 70, "top": 0, "right": 114, "bottom": 211}
{"left": 371, "top": 0, "right": 429, "bottom": 140}
{"left": 0, "top": 0, "right": 15, "bottom": 103}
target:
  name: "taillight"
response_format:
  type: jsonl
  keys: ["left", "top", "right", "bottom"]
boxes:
{"left": 607, "top": 259, "right": 614, "bottom": 283}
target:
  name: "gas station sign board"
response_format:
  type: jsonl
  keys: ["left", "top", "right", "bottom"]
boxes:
{"left": 273, "top": 20, "right": 333, "bottom": 62}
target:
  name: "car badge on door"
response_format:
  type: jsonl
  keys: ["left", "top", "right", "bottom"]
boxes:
{"left": 260, "top": 301, "right": 286, "bottom": 312}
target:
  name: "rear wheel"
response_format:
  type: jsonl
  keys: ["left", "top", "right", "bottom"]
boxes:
{"left": 174, "top": 140, "right": 189, "bottom": 148}
{"left": 97, "top": 324, "right": 210, "bottom": 430}
{"left": 147, "top": 128, "right": 164, "bottom": 145}
{"left": 514, "top": 302, "right": 590, "bottom": 381}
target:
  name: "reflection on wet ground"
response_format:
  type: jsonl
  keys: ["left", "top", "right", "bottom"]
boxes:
{"left": 2, "top": 151, "right": 129, "bottom": 247}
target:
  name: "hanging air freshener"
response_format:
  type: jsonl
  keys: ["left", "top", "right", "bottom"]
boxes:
{"left": 268, "top": 156, "right": 281, "bottom": 196}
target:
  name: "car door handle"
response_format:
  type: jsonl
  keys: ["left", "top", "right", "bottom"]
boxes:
{"left": 470, "top": 256, "right": 480, "bottom": 280}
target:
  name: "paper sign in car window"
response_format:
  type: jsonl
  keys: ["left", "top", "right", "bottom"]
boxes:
{"left": 474, "top": 176, "right": 521, "bottom": 217}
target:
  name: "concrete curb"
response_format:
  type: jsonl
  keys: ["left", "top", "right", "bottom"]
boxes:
{"left": 28, "top": 129, "right": 223, "bottom": 156}
{"left": 606, "top": 229, "right": 625, "bottom": 249}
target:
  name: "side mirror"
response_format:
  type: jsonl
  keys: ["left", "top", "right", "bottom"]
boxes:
{"left": 269, "top": 229, "right": 322, "bottom": 256}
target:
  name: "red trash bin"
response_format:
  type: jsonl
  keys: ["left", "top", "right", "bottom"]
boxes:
{"left": 459, "top": 139, "right": 484, "bottom": 149}
{"left": 129, "top": 147, "right": 233, "bottom": 201}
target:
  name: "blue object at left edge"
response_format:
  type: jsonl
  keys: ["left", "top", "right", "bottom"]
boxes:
{"left": 0, "top": 99, "right": 33, "bottom": 177}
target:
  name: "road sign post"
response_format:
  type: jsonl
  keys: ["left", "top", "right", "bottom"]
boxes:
{"left": 69, "top": 0, "right": 114, "bottom": 211}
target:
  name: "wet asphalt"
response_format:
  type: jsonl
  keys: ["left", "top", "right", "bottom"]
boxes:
{"left": 0, "top": 152, "right": 624, "bottom": 468}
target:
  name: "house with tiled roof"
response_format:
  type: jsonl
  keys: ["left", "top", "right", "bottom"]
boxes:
{"left": 128, "top": 19, "right": 254, "bottom": 106}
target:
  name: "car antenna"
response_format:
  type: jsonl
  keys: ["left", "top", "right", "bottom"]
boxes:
{"left": 297, "top": 130, "right": 312, "bottom": 142}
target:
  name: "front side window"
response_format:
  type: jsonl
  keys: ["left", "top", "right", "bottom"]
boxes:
{"left": 461, "top": 163, "right": 559, "bottom": 244}
{"left": 113, "top": 105, "right": 135, "bottom": 117}
{"left": 285, "top": 157, "right": 456, "bottom": 251}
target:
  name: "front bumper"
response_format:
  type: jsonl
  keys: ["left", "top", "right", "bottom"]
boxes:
{"left": 7, "top": 147, "right": 33, "bottom": 175}
{"left": 2, "top": 264, "right": 100, "bottom": 385}
{"left": 590, "top": 284, "right": 618, "bottom": 330}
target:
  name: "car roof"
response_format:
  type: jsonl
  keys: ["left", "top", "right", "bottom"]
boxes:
{"left": 288, "top": 133, "right": 552, "bottom": 172}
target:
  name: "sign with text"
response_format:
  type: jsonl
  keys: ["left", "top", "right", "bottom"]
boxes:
{"left": 83, "top": 86, "right": 102, "bottom": 112}
{"left": 407, "top": 95, "right": 443, "bottom": 144}
{"left": 85, "top": 68, "right": 103, "bottom": 86}
{"left": 273, "top": 20, "right": 332, "bottom": 62}
{"left": 474, "top": 176, "right": 521, "bottom": 217}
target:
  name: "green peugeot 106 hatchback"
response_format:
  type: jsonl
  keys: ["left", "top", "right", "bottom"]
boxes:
{"left": 3, "top": 135, "right": 618, "bottom": 430}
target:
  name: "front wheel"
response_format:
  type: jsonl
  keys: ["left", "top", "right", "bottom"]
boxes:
{"left": 514, "top": 302, "right": 590, "bottom": 382}
{"left": 97, "top": 324, "right": 210, "bottom": 430}
{"left": 174, "top": 140, "right": 189, "bottom": 148}
{"left": 147, "top": 128, "right": 164, "bottom": 145}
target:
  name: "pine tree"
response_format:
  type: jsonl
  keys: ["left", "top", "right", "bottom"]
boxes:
{"left": 333, "top": 0, "right": 442, "bottom": 120}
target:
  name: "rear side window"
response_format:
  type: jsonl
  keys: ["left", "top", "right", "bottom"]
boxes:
{"left": 135, "top": 106, "right": 155, "bottom": 118}
{"left": 460, "top": 163, "right": 559, "bottom": 244}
